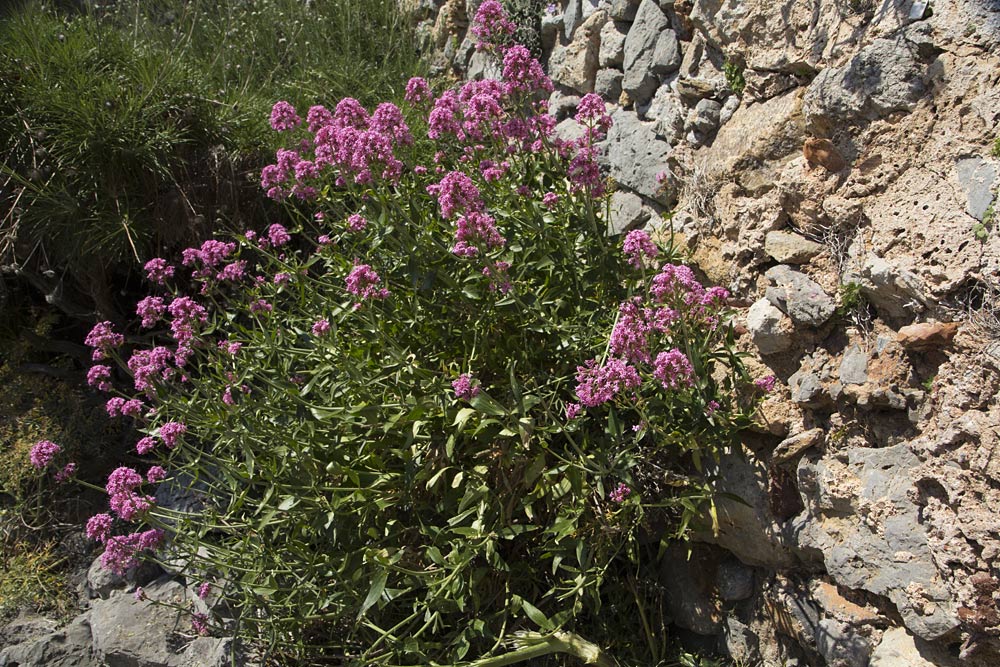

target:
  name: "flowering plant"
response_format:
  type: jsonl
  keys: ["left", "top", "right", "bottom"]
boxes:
{"left": 46, "top": 4, "right": 759, "bottom": 664}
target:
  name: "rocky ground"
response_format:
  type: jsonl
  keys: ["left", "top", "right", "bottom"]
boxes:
{"left": 410, "top": 0, "right": 1000, "bottom": 665}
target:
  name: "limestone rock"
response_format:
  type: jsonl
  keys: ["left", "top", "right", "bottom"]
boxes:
{"left": 595, "top": 68, "right": 623, "bottom": 100}
{"left": 852, "top": 256, "right": 929, "bottom": 321}
{"left": 803, "top": 32, "right": 928, "bottom": 135}
{"left": 795, "top": 445, "right": 960, "bottom": 641}
{"left": 548, "top": 91, "right": 581, "bottom": 120}
{"left": 765, "top": 265, "right": 836, "bottom": 327}
{"left": 954, "top": 157, "right": 998, "bottom": 222}
{"left": 688, "top": 98, "right": 722, "bottom": 134}
{"left": 660, "top": 543, "right": 724, "bottom": 635}
{"left": 839, "top": 345, "right": 868, "bottom": 386}
{"left": 789, "top": 370, "right": 826, "bottom": 406}
{"left": 601, "top": 107, "right": 674, "bottom": 204}
{"left": 554, "top": 117, "right": 587, "bottom": 144}
{"left": 650, "top": 28, "right": 681, "bottom": 76}
{"left": 644, "top": 81, "right": 686, "bottom": 143}
{"left": 549, "top": 9, "right": 608, "bottom": 93}
{"left": 610, "top": 0, "right": 640, "bottom": 22}
{"left": 90, "top": 577, "right": 231, "bottom": 667}
{"left": 897, "top": 322, "right": 959, "bottom": 351}
{"left": 746, "top": 298, "right": 795, "bottom": 355}
{"left": 773, "top": 428, "right": 825, "bottom": 464}
{"left": 0, "top": 614, "right": 98, "bottom": 667}
{"left": 598, "top": 21, "right": 628, "bottom": 68}
{"left": 764, "top": 230, "right": 823, "bottom": 264}
{"left": 717, "top": 559, "right": 754, "bottom": 601}
{"left": 622, "top": 0, "right": 671, "bottom": 104}
{"left": 697, "top": 448, "right": 798, "bottom": 568}
{"left": 608, "top": 189, "right": 651, "bottom": 234}
{"left": 869, "top": 627, "right": 960, "bottom": 667}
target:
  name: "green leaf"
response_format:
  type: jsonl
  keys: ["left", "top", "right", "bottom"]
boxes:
{"left": 520, "top": 599, "right": 553, "bottom": 631}
{"left": 357, "top": 569, "right": 387, "bottom": 620}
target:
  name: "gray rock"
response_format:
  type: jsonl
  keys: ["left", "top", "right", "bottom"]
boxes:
{"left": 869, "top": 627, "right": 960, "bottom": 667}
{"left": 548, "top": 91, "right": 581, "bottom": 120}
{"left": 697, "top": 449, "right": 798, "bottom": 568}
{"left": 839, "top": 345, "right": 868, "bottom": 385}
{"left": 718, "top": 93, "right": 740, "bottom": 126}
{"left": 689, "top": 98, "right": 722, "bottom": 134}
{"left": 659, "top": 544, "right": 723, "bottom": 635}
{"left": 85, "top": 554, "right": 160, "bottom": 600}
{"left": 746, "top": 298, "right": 794, "bottom": 355}
{"left": 955, "top": 157, "right": 998, "bottom": 222}
{"left": 600, "top": 107, "right": 673, "bottom": 204}
{"left": 610, "top": 0, "right": 640, "bottom": 22}
{"left": 852, "top": 256, "right": 928, "bottom": 320}
{"left": 563, "top": 0, "right": 583, "bottom": 40}
{"left": 795, "top": 445, "right": 959, "bottom": 641}
{"left": 644, "top": 80, "right": 686, "bottom": 143}
{"left": 716, "top": 560, "right": 754, "bottom": 601}
{"left": 789, "top": 370, "right": 825, "bottom": 406}
{"left": 608, "top": 190, "right": 652, "bottom": 234}
{"left": 622, "top": 0, "right": 671, "bottom": 104}
{"left": 765, "top": 265, "right": 836, "bottom": 327}
{"left": 719, "top": 616, "right": 761, "bottom": 664}
{"left": 773, "top": 428, "right": 825, "bottom": 464}
{"left": 816, "top": 617, "right": 873, "bottom": 667}
{"left": 540, "top": 10, "right": 563, "bottom": 49}
{"left": 90, "top": 577, "right": 229, "bottom": 667}
{"left": 0, "top": 612, "right": 58, "bottom": 649}
{"left": 803, "top": 34, "right": 928, "bottom": 135}
{"left": 595, "top": 68, "right": 624, "bottom": 100}
{"left": 549, "top": 8, "right": 608, "bottom": 93}
{"left": 554, "top": 117, "right": 587, "bottom": 144}
{"left": 598, "top": 21, "right": 628, "bottom": 68}
{"left": 466, "top": 49, "right": 501, "bottom": 81}
{"left": 650, "top": 29, "right": 681, "bottom": 76}
{"left": 0, "top": 614, "right": 98, "bottom": 667}
{"left": 764, "top": 231, "right": 823, "bottom": 264}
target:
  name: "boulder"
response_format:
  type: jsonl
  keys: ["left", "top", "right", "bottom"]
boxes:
{"left": 0, "top": 614, "right": 98, "bottom": 667}
{"left": 598, "top": 21, "right": 628, "bottom": 68}
{"left": 688, "top": 98, "right": 722, "bottom": 134}
{"left": 839, "top": 345, "right": 868, "bottom": 386}
{"left": 954, "top": 157, "right": 998, "bottom": 222}
{"left": 608, "top": 189, "right": 652, "bottom": 234}
{"left": 549, "top": 10, "right": 608, "bottom": 93}
{"left": 764, "top": 230, "right": 823, "bottom": 264}
{"left": 869, "top": 627, "right": 960, "bottom": 667}
{"left": 595, "top": 68, "right": 624, "bottom": 100}
{"left": 803, "top": 32, "right": 929, "bottom": 135}
{"left": 90, "top": 577, "right": 232, "bottom": 667}
{"left": 773, "top": 428, "right": 825, "bottom": 464}
{"left": 851, "top": 256, "right": 929, "bottom": 321}
{"left": 765, "top": 265, "right": 836, "bottom": 327}
{"left": 896, "top": 322, "right": 959, "bottom": 351}
{"left": 622, "top": 0, "right": 671, "bottom": 104}
{"left": 795, "top": 445, "right": 960, "bottom": 641}
{"left": 601, "top": 107, "right": 674, "bottom": 204}
{"left": 746, "top": 298, "right": 795, "bottom": 355}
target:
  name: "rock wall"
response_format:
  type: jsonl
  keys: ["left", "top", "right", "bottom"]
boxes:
{"left": 410, "top": 1, "right": 1000, "bottom": 665}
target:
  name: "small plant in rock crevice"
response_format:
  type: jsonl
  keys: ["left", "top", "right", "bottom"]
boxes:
{"left": 30, "top": 4, "right": 765, "bottom": 665}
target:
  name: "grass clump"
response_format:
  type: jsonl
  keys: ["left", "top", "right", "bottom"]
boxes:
{"left": 0, "top": 0, "right": 423, "bottom": 319}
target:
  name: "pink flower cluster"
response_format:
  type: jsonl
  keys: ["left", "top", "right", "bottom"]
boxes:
{"left": 427, "top": 171, "right": 483, "bottom": 220}
{"left": 106, "top": 397, "right": 144, "bottom": 418}
{"left": 470, "top": 0, "right": 516, "bottom": 50}
{"left": 312, "top": 318, "right": 331, "bottom": 336}
{"left": 85, "top": 321, "right": 124, "bottom": 361}
{"left": 29, "top": 440, "right": 60, "bottom": 469}
{"left": 106, "top": 466, "right": 153, "bottom": 522}
{"left": 270, "top": 100, "right": 301, "bottom": 131}
{"left": 622, "top": 230, "right": 658, "bottom": 269}
{"left": 574, "top": 358, "right": 641, "bottom": 408}
{"left": 100, "top": 529, "right": 164, "bottom": 576}
{"left": 609, "top": 298, "right": 677, "bottom": 364}
{"left": 452, "top": 373, "right": 481, "bottom": 401}
{"left": 144, "top": 258, "right": 175, "bottom": 285}
{"left": 754, "top": 375, "right": 778, "bottom": 392}
{"left": 452, "top": 212, "right": 505, "bottom": 258}
{"left": 609, "top": 482, "right": 631, "bottom": 503}
{"left": 87, "top": 364, "right": 112, "bottom": 392}
{"left": 160, "top": 421, "right": 187, "bottom": 448}
{"left": 345, "top": 263, "right": 389, "bottom": 307}
{"left": 404, "top": 77, "right": 432, "bottom": 105}
{"left": 136, "top": 296, "right": 166, "bottom": 329}
{"left": 128, "top": 346, "right": 175, "bottom": 393}
{"left": 652, "top": 349, "right": 695, "bottom": 390}
{"left": 347, "top": 214, "right": 368, "bottom": 232}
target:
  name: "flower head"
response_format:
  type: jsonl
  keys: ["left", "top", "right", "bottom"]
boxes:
{"left": 29, "top": 440, "right": 60, "bottom": 469}
{"left": 452, "top": 373, "right": 481, "bottom": 401}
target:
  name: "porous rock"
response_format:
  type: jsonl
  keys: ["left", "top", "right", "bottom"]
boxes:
{"left": 765, "top": 265, "right": 836, "bottom": 328}
{"left": 746, "top": 298, "right": 795, "bottom": 355}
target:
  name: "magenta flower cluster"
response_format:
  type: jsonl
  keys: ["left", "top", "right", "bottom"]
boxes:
{"left": 345, "top": 263, "right": 389, "bottom": 307}
{"left": 85, "top": 321, "right": 124, "bottom": 361}
{"left": 470, "top": 0, "right": 516, "bottom": 50}
{"left": 622, "top": 230, "right": 658, "bottom": 269}
{"left": 29, "top": 440, "right": 60, "bottom": 469}
{"left": 452, "top": 373, "right": 481, "bottom": 401}
{"left": 609, "top": 482, "right": 631, "bottom": 503}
